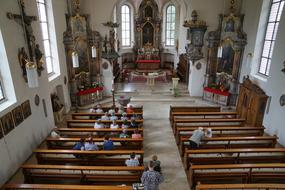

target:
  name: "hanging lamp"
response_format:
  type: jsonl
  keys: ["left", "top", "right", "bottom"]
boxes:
{"left": 26, "top": 61, "right": 39, "bottom": 88}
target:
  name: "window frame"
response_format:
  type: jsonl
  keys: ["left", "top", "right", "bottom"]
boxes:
{"left": 258, "top": 0, "right": 284, "bottom": 76}
{"left": 165, "top": 4, "right": 176, "bottom": 47}
{"left": 36, "top": 0, "right": 54, "bottom": 76}
{"left": 121, "top": 4, "right": 131, "bottom": 47}
{"left": 0, "top": 77, "right": 5, "bottom": 103}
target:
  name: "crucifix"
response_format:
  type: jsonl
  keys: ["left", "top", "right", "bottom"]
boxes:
{"left": 7, "top": 0, "right": 37, "bottom": 61}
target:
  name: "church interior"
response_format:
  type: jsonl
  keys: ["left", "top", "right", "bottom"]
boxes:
{"left": 1, "top": 0, "right": 285, "bottom": 189}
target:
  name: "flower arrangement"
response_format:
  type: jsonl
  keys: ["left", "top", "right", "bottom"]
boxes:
{"left": 92, "top": 82, "right": 104, "bottom": 88}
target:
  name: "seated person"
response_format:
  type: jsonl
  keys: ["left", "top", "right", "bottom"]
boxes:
{"left": 110, "top": 112, "right": 118, "bottom": 121}
{"left": 130, "top": 118, "right": 138, "bottom": 128}
{"left": 121, "top": 119, "right": 129, "bottom": 129}
{"left": 120, "top": 112, "right": 129, "bottom": 121}
{"left": 119, "top": 129, "right": 130, "bottom": 138}
{"left": 205, "top": 128, "right": 213, "bottom": 138}
{"left": 130, "top": 113, "right": 138, "bottom": 120}
{"left": 84, "top": 137, "right": 99, "bottom": 151}
{"left": 110, "top": 120, "right": 119, "bottom": 129}
{"left": 73, "top": 138, "right": 85, "bottom": 150}
{"left": 117, "top": 106, "right": 125, "bottom": 114}
{"left": 131, "top": 129, "right": 142, "bottom": 139}
{"left": 108, "top": 108, "right": 115, "bottom": 115}
{"left": 126, "top": 104, "right": 134, "bottom": 114}
{"left": 50, "top": 130, "right": 60, "bottom": 138}
{"left": 94, "top": 119, "right": 104, "bottom": 129}
{"left": 152, "top": 155, "right": 161, "bottom": 168}
{"left": 125, "top": 152, "right": 140, "bottom": 166}
{"left": 89, "top": 105, "right": 96, "bottom": 113}
{"left": 101, "top": 112, "right": 110, "bottom": 120}
{"left": 95, "top": 104, "right": 104, "bottom": 113}
{"left": 188, "top": 127, "right": 208, "bottom": 149}
{"left": 103, "top": 135, "right": 114, "bottom": 150}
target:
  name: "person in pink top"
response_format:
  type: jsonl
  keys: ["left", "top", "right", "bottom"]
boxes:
{"left": 131, "top": 129, "right": 142, "bottom": 139}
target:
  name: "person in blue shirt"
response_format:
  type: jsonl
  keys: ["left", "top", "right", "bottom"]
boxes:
{"left": 130, "top": 118, "right": 138, "bottom": 128}
{"left": 103, "top": 135, "right": 114, "bottom": 150}
{"left": 73, "top": 138, "right": 85, "bottom": 150}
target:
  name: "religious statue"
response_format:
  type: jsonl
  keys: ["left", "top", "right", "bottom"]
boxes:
{"left": 18, "top": 47, "right": 28, "bottom": 82}
{"left": 109, "top": 29, "right": 115, "bottom": 52}
{"left": 35, "top": 44, "right": 44, "bottom": 75}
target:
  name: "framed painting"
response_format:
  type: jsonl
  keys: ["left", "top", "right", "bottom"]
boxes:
{"left": 12, "top": 106, "right": 24, "bottom": 127}
{"left": 1, "top": 112, "right": 15, "bottom": 135}
{"left": 21, "top": 100, "right": 31, "bottom": 119}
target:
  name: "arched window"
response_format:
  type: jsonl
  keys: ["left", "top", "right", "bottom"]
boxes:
{"left": 165, "top": 5, "right": 176, "bottom": 46}
{"left": 121, "top": 5, "right": 131, "bottom": 47}
{"left": 259, "top": 0, "right": 284, "bottom": 76}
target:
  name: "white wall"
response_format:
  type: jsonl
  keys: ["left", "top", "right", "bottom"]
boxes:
{"left": 0, "top": 0, "right": 70, "bottom": 185}
{"left": 239, "top": 0, "right": 285, "bottom": 146}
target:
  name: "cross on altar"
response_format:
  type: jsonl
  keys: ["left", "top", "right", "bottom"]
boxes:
{"left": 7, "top": 0, "right": 37, "bottom": 61}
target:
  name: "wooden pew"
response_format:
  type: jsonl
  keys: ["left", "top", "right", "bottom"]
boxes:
{"left": 171, "top": 111, "right": 238, "bottom": 126}
{"left": 46, "top": 137, "right": 143, "bottom": 150}
{"left": 189, "top": 163, "right": 285, "bottom": 188}
{"left": 179, "top": 136, "right": 278, "bottom": 156}
{"left": 2, "top": 184, "right": 133, "bottom": 190}
{"left": 88, "top": 106, "right": 143, "bottom": 113}
{"left": 169, "top": 106, "right": 220, "bottom": 121}
{"left": 72, "top": 112, "right": 143, "bottom": 120}
{"left": 34, "top": 149, "right": 144, "bottom": 166}
{"left": 53, "top": 128, "right": 143, "bottom": 138}
{"left": 21, "top": 164, "right": 144, "bottom": 185}
{"left": 184, "top": 148, "right": 285, "bottom": 169}
{"left": 175, "top": 126, "right": 265, "bottom": 144}
{"left": 67, "top": 119, "right": 144, "bottom": 128}
{"left": 173, "top": 118, "right": 245, "bottom": 131}
{"left": 195, "top": 183, "right": 285, "bottom": 190}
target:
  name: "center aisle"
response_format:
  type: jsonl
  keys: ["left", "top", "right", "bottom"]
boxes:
{"left": 138, "top": 101, "right": 192, "bottom": 190}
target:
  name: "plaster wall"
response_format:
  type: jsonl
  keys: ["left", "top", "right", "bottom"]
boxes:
{"left": 239, "top": 0, "right": 285, "bottom": 146}
{"left": 0, "top": 0, "right": 70, "bottom": 185}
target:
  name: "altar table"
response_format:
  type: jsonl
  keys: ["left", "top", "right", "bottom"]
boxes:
{"left": 136, "top": 60, "right": 161, "bottom": 70}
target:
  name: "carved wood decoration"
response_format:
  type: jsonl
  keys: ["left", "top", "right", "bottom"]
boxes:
{"left": 206, "top": 1, "right": 247, "bottom": 105}
{"left": 63, "top": 1, "right": 102, "bottom": 105}
{"left": 236, "top": 76, "right": 268, "bottom": 127}
{"left": 135, "top": 0, "right": 161, "bottom": 50}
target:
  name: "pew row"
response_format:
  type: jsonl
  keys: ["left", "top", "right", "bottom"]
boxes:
{"left": 67, "top": 120, "right": 144, "bottom": 128}
{"left": 169, "top": 106, "right": 221, "bottom": 121}
{"left": 175, "top": 126, "right": 265, "bottom": 144}
{"left": 22, "top": 164, "right": 144, "bottom": 185}
{"left": 179, "top": 136, "right": 278, "bottom": 156}
{"left": 195, "top": 183, "right": 285, "bottom": 190}
{"left": 184, "top": 148, "right": 285, "bottom": 169}
{"left": 189, "top": 163, "right": 285, "bottom": 188}
{"left": 87, "top": 106, "right": 143, "bottom": 113}
{"left": 172, "top": 118, "right": 246, "bottom": 130}
{"left": 171, "top": 111, "right": 238, "bottom": 126}
{"left": 2, "top": 184, "right": 133, "bottom": 190}
{"left": 72, "top": 112, "right": 143, "bottom": 120}
{"left": 46, "top": 137, "right": 143, "bottom": 150}
{"left": 34, "top": 149, "right": 144, "bottom": 166}
{"left": 53, "top": 128, "right": 143, "bottom": 138}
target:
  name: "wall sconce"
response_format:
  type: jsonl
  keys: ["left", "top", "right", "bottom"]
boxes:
{"left": 72, "top": 51, "right": 79, "bottom": 68}
{"left": 26, "top": 61, "right": 39, "bottom": 88}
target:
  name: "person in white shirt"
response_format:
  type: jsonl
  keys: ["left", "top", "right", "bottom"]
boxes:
{"left": 205, "top": 128, "right": 212, "bottom": 138}
{"left": 120, "top": 112, "right": 129, "bottom": 121}
{"left": 108, "top": 109, "right": 115, "bottom": 115}
{"left": 125, "top": 152, "right": 140, "bottom": 166}
{"left": 89, "top": 106, "right": 96, "bottom": 113}
{"left": 110, "top": 113, "right": 118, "bottom": 121}
{"left": 95, "top": 106, "right": 104, "bottom": 113}
{"left": 101, "top": 112, "right": 110, "bottom": 120}
{"left": 110, "top": 120, "right": 119, "bottom": 129}
{"left": 94, "top": 119, "right": 104, "bottom": 129}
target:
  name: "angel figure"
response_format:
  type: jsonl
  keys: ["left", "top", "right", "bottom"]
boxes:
{"left": 18, "top": 47, "right": 28, "bottom": 82}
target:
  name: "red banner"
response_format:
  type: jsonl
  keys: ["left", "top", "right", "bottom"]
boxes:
{"left": 136, "top": 60, "right": 160, "bottom": 64}
{"left": 76, "top": 87, "right": 104, "bottom": 96}
{"left": 204, "top": 87, "right": 230, "bottom": 96}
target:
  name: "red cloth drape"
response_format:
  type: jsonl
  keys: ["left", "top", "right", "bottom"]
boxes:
{"left": 204, "top": 87, "right": 230, "bottom": 96}
{"left": 136, "top": 60, "right": 160, "bottom": 64}
{"left": 76, "top": 87, "right": 104, "bottom": 96}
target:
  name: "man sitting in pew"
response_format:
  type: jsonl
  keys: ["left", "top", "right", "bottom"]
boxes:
{"left": 101, "top": 112, "right": 110, "bottom": 120}
{"left": 125, "top": 152, "right": 140, "bottom": 166}
{"left": 73, "top": 138, "right": 85, "bottom": 151}
{"left": 130, "top": 118, "right": 138, "bottom": 128}
{"left": 189, "top": 127, "right": 211, "bottom": 149}
{"left": 110, "top": 112, "right": 118, "bottom": 121}
{"left": 103, "top": 135, "right": 114, "bottom": 150}
{"left": 122, "top": 119, "right": 129, "bottom": 129}
{"left": 121, "top": 112, "right": 129, "bottom": 120}
{"left": 94, "top": 119, "right": 104, "bottom": 129}
{"left": 84, "top": 137, "right": 99, "bottom": 150}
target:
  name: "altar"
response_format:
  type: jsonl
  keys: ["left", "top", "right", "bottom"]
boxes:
{"left": 136, "top": 59, "right": 160, "bottom": 70}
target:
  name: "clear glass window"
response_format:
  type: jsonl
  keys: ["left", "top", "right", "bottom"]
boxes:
{"left": 165, "top": 5, "right": 176, "bottom": 46}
